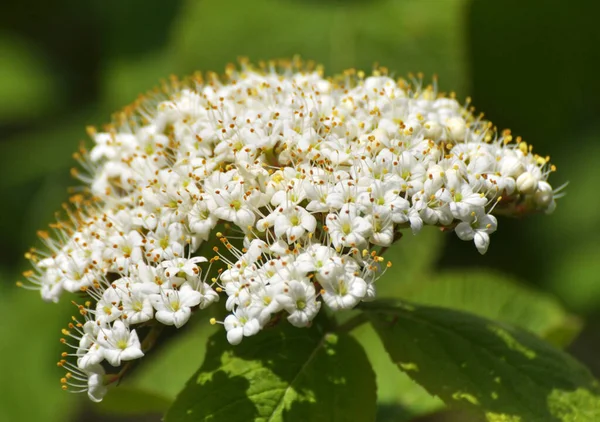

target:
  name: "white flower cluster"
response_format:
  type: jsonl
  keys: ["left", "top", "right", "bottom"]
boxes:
{"left": 21, "top": 60, "right": 559, "bottom": 401}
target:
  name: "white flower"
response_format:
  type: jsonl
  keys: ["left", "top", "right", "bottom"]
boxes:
{"left": 224, "top": 308, "right": 261, "bottom": 345}
{"left": 194, "top": 282, "right": 220, "bottom": 309}
{"left": 145, "top": 223, "right": 186, "bottom": 261}
{"left": 150, "top": 283, "right": 202, "bottom": 328}
{"left": 276, "top": 280, "right": 321, "bottom": 327}
{"left": 95, "top": 288, "right": 123, "bottom": 325}
{"left": 445, "top": 185, "right": 487, "bottom": 221}
{"left": 188, "top": 201, "right": 218, "bottom": 241}
{"left": 367, "top": 214, "right": 395, "bottom": 246}
{"left": 77, "top": 342, "right": 104, "bottom": 370}
{"left": 96, "top": 321, "right": 144, "bottom": 366}
{"left": 326, "top": 204, "right": 372, "bottom": 248}
{"left": 105, "top": 230, "right": 144, "bottom": 266}
{"left": 455, "top": 212, "right": 498, "bottom": 254}
{"left": 23, "top": 61, "right": 561, "bottom": 395}
{"left": 274, "top": 206, "right": 317, "bottom": 243}
{"left": 208, "top": 183, "right": 256, "bottom": 229}
{"left": 121, "top": 284, "right": 154, "bottom": 324}
{"left": 84, "top": 364, "right": 108, "bottom": 403}
{"left": 320, "top": 269, "right": 368, "bottom": 311}
{"left": 161, "top": 257, "right": 207, "bottom": 278}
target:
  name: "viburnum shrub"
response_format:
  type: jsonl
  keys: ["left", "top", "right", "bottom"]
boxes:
{"left": 21, "top": 59, "right": 595, "bottom": 422}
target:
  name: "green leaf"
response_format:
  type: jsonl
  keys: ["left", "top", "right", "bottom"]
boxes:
{"left": 165, "top": 318, "right": 376, "bottom": 422}
{"left": 353, "top": 323, "right": 443, "bottom": 420}
{"left": 125, "top": 317, "right": 218, "bottom": 401}
{"left": 402, "top": 270, "right": 581, "bottom": 347}
{"left": 548, "top": 241, "right": 600, "bottom": 314}
{"left": 377, "top": 227, "right": 446, "bottom": 298}
{"left": 364, "top": 301, "right": 600, "bottom": 421}
{"left": 96, "top": 386, "right": 172, "bottom": 415}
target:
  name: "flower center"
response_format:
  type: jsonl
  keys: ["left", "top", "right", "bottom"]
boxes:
{"left": 231, "top": 200, "right": 242, "bottom": 211}
{"left": 336, "top": 279, "right": 348, "bottom": 295}
{"left": 160, "top": 236, "right": 170, "bottom": 250}
{"left": 342, "top": 223, "right": 352, "bottom": 235}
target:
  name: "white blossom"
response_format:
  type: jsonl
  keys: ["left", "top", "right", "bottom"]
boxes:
{"left": 150, "top": 283, "right": 202, "bottom": 328}
{"left": 96, "top": 321, "right": 144, "bottom": 366}
{"left": 22, "top": 60, "right": 560, "bottom": 401}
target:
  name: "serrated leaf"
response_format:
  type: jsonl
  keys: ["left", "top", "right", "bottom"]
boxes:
{"left": 402, "top": 270, "right": 581, "bottom": 347}
{"left": 364, "top": 301, "right": 600, "bottom": 421}
{"left": 165, "top": 318, "right": 376, "bottom": 422}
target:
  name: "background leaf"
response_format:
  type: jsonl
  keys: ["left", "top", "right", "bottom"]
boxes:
{"left": 401, "top": 270, "right": 581, "bottom": 347}
{"left": 0, "top": 289, "right": 79, "bottom": 422}
{"left": 125, "top": 318, "right": 218, "bottom": 402}
{"left": 377, "top": 227, "right": 446, "bottom": 297}
{"left": 165, "top": 317, "right": 377, "bottom": 422}
{"left": 96, "top": 387, "right": 172, "bottom": 415}
{"left": 0, "top": 36, "right": 59, "bottom": 121}
{"left": 365, "top": 301, "right": 600, "bottom": 421}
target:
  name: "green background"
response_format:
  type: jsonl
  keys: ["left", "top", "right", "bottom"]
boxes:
{"left": 0, "top": 0, "right": 598, "bottom": 421}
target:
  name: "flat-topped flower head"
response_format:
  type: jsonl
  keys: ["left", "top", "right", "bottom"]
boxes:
{"left": 19, "top": 58, "right": 561, "bottom": 402}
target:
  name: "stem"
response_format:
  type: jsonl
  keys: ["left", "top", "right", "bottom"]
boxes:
{"left": 337, "top": 312, "right": 369, "bottom": 333}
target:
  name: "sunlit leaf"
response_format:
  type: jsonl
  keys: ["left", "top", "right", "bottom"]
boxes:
{"left": 166, "top": 317, "right": 376, "bottom": 422}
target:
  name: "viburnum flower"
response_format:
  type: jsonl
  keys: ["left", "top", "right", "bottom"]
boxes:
{"left": 18, "top": 58, "right": 562, "bottom": 402}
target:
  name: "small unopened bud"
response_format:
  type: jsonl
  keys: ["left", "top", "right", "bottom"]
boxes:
{"left": 516, "top": 172, "right": 538, "bottom": 194}
{"left": 446, "top": 117, "right": 466, "bottom": 141}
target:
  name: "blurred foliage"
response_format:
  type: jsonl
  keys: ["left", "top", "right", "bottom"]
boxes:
{"left": 1, "top": 0, "right": 599, "bottom": 421}
{"left": 0, "top": 36, "right": 59, "bottom": 121}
